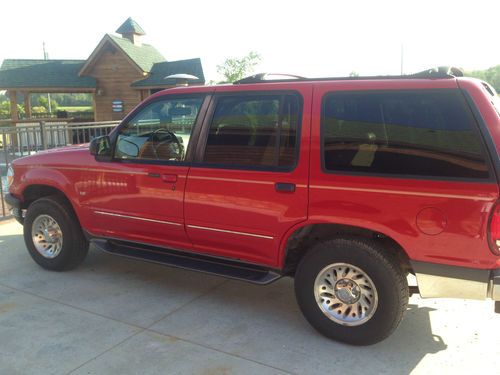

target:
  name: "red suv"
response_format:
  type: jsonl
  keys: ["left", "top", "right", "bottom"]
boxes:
{"left": 6, "top": 67, "right": 500, "bottom": 345}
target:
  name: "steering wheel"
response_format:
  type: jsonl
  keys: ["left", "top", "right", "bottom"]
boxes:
{"left": 149, "top": 128, "right": 184, "bottom": 161}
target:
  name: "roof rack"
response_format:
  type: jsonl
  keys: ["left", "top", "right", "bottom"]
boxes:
{"left": 233, "top": 66, "right": 464, "bottom": 84}
{"left": 411, "top": 66, "right": 464, "bottom": 78}
{"left": 234, "top": 73, "right": 306, "bottom": 84}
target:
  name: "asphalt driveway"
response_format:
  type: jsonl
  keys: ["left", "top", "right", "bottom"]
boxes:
{"left": 0, "top": 219, "right": 498, "bottom": 374}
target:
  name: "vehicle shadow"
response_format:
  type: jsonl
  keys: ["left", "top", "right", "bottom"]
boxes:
{"left": 81, "top": 249, "right": 448, "bottom": 374}
{"left": 1, "top": 239, "right": 448, "bottom": 375}
{"left": 364, "top": 303, "right": 448, "bottom": 373}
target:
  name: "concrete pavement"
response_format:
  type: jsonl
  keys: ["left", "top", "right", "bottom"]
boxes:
{"left": 0, "top": 219, "right": 498, "bottom": 374}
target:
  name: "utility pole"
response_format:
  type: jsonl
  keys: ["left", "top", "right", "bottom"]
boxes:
{"left": 400, "top": 43, "right": 404, "bottom": 75}
{"left": 43, "top": 42, "right": 52, "bottom": 114}
{"left": 43, "top": 42, "right": 48, "bottom": 60}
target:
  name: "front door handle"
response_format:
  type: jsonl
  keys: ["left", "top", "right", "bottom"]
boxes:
{"left": 275, "top": 182, "right": 295, "bottom": 193}
{"left": 161, "top": 174, "right": 178, "bottom": 183}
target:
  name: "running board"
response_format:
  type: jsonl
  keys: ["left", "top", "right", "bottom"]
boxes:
{"left": 91, "top": 239, "right": 282, "bottom": 285}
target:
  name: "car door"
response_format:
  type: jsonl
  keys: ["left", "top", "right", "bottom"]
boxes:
{"left": 81, "top": 93, "right": 210, "bottom": 250}
{"left": 184, "top": 84, "right": 312, "bottom": 267}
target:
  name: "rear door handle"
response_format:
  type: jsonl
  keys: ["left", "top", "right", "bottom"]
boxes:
{"left": 275, "top": 182, "right": 295, "bottom": 193}
{"left": 161, "top": 174, "right": 178, "bottom": 183}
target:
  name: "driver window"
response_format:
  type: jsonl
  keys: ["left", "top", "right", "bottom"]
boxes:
{"left": 115, "top": 96, "right": 204, "bottom": 161}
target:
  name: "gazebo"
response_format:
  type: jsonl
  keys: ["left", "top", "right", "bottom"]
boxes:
{"left": 0, "top": 17, "right": 205, "bottom": 123}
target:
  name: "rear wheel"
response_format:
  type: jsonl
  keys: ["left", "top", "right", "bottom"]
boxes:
{"left": 294, "top": 238, "right": 408, "bottom": 345}
{"left": 23, "top": 195, "right": 88, "bottom": 271}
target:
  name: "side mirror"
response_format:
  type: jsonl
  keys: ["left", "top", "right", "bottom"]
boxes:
{"left": 89, "top": 135, "right": 111, "bottom": 160}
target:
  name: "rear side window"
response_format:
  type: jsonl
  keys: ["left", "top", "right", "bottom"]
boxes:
{"left": 322, "top": 90, "right": 490, "bottom": 179}
{"left": 203, "top": 94, "right": 300, "bottom": 168}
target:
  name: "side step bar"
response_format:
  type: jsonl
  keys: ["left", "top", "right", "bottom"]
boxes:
{"left": 91, "top": 239, "right": 282, "bottom": 285}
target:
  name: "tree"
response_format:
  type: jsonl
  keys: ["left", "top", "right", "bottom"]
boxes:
{"left": 465, "top": 65, "right": 500, "bottom": 92}
{"left": 38, "top": 96, "right": 58, "bottom": 112}
{"left": 0, "top": 101, "right": 25, "bottom": 119}
{"left": 349, "top": 71, "right": 360, "bottom": 77}
{"left": 0, "top": 100, "right": 10, "bottom": 119}
{"left": 216, "top": 51, "right": 261, "bottom": 83}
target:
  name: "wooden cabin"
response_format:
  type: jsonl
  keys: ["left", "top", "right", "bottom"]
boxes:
{"left": 0, "top": 17, "right": 205, "bottom": 122}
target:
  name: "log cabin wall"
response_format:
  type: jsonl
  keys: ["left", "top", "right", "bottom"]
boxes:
{"left": 0, "top": 18, "right": 205, "bottom": 123}
{"left": 87, "top": 45, "right": 144, "bottom": 121}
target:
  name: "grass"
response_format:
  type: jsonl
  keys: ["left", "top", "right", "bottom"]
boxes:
{"left": 57, "top": 106, "right": 93, "bottom": 112}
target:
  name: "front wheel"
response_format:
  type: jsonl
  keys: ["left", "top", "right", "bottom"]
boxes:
{"left": 23, "top": 195, "right": 89, "bottom": 271}
{"left": 294, "top": 238, "right": 408, "bottom": 345}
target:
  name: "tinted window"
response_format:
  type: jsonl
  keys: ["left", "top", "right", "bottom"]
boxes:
{"left": 322, "top": 90, "right": 489, "bottom": 179}
{"left": 115, "top": 96, "right": 204, "bottom": 161}
{"left": 204, "top": 94, "right": 300, "bottom": 168}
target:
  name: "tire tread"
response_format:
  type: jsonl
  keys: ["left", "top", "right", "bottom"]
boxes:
{"left": 294, "top": 237, "right": 409, "bottom": 345}
{"left": 23, "top": 195, "right": 88, "bottom": 271}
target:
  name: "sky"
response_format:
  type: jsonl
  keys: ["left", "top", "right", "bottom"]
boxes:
{"left": 1, "top": 0, "right": 500, "bottom": 82}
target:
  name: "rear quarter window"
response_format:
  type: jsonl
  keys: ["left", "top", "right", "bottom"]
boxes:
{"left": 321, "top": 90, "right": 490, "bottom": 179}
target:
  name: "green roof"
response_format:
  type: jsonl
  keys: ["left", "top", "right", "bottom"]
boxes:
{"left": 108, "top": 34, "right": 165, "bottom": 72}
{"left": 116, "top": 17, "right": 145, "bottom": 35}
{"left": 0, "top": 59, "right": 96, "bottom": 89}
{"left": 132, "top": 58, "right": 205, "bottom": 87}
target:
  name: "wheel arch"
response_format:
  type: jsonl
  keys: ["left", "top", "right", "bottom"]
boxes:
{"left": 279, "top": 221, "right": 412, "bottom": 276}
{"left": 22, "top": 184, "right": 70, "bottom": 206}
{"left": 18, "top": 167, "right": 77, "bottom": 208}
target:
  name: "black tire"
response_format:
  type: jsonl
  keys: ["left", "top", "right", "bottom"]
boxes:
{"left": 294, "top": 238, "right": 408, "bottom": 345}
{"left": 23, "top": 195, "right": 89, "bottom": 271}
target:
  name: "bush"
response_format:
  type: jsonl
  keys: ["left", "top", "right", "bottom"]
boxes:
{"left": 32, "top": 106, "right": 47, "bottom": 114}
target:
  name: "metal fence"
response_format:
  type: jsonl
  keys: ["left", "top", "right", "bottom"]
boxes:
{"left": 0, "top": 120, "right": 120, "bottom": 218}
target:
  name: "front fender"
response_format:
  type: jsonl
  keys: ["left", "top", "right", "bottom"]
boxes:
{"left": 20, "top": 167, "right": 76, "bottom": 197}
{"left": 14, "top": 167, "right": 83, "bottom": 221}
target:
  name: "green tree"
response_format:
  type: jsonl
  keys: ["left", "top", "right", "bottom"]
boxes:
{"left": 349, "top": 71, "right": 360, "bottom": 77}
{"left": 17, "top": 104, "right": 25, "bottom": 118}
{"left": 0, "top": 101, "right": 25, "bottom": 118}
{"left": 0, "top": 100, "right": 10, "bottom": 119}
{"left": 216, "top": 51, "right": 261, "bottom": 83}
{"left": 465, "top": 65, "right": 500, "bottom": 92}
{"left": 38, "top": 96, "right": 58, "bottom": 112}
{"left": 38, "top": 96, "right": 48, "bottom": 108}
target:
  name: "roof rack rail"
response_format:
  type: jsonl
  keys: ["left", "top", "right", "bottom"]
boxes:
{"left": 233, "top": 66, "right": 464, "bottom": 84}
{"left": 410, "top": 66, "right": 464, "bottom": 78}
{"left": 234, "top": 73, "right": 306, "bottom": 84}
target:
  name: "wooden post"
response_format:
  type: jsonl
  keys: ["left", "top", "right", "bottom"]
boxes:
{"left": 23, "top": 92, "right": 32, "bottom": 119}
{"left": 39, "top": 121, "right": 47, "bottom": 150}
{"left": 92, "top": 92, "right": 98, "bottom": 122}
{"left": 9, "top": 90, "right": 18, "bottom": 122}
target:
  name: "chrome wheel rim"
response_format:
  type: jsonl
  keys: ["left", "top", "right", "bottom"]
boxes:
{"left": 314, "top": 263, "right": 378, "bottom": 326}
{"left": 31, "top": 214, "right": 63, "bottom": 259}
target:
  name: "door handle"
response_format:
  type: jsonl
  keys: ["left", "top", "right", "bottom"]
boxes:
{"left": 275, "top": 182, "right": 295, "bottom": 193}
{"left": 161, "top": 174, "right": 178, "bottom": 183}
